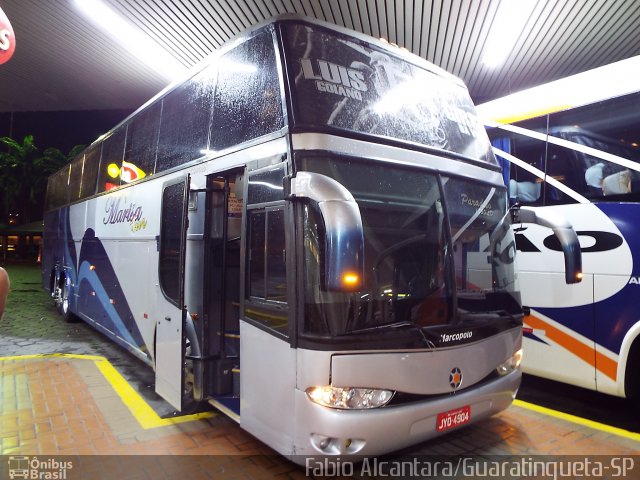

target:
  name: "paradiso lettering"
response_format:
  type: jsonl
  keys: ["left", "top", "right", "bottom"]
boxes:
{"left": 103, "top": 198, "right": 148, "bottom": 232}
{"left": 461, "top": 193, "right": 495, "bottom": 217}
{"left": 300, "top": 58, "right": 367, "bottom": 100}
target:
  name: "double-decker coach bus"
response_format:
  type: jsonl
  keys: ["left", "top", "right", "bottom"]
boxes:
{"left": 477, "top": 55, "right": 640, "bottom": 407}
{"left": 42, "top": 15, "right": 581, "bottom": 460}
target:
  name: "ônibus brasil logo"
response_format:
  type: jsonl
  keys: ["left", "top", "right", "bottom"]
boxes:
{"left": 7, "top": 456, "right": 73, "bottom": 479}
{"left": 0, "top": 5, "right": 15, "bottom": 65}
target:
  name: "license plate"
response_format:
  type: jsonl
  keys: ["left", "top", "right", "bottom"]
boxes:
{"left": 436, "top": 405, "right": 471, "bottom": 432}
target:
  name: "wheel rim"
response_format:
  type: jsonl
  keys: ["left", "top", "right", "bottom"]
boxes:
{"left": 53, "top": 285, "right": 62, "bottom": 308}
{"left": 61, "top": 283, "right": 69, "bottom": 314}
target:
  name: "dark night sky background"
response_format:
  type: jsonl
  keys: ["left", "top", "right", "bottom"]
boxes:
{"left": 0, "top": 109, "right": 134, "bottom": 154}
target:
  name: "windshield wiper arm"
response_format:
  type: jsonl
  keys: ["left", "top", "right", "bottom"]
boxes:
{"left": 394, "top": 321, "right": 437, "bottom": 350}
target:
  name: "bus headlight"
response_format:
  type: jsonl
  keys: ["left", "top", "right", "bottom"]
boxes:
{"left": 306, "top": 386, "right": 394, "bottom": 409}
{"left": 496, "top": 348, "right": 523, "bottom": 376}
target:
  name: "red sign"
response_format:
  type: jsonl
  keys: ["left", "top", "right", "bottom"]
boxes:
{"left": 0, "top": 5, "right": 16, "bottom": 65}
{"left": 436, "top": 405, "right": 471, "bottom": 432}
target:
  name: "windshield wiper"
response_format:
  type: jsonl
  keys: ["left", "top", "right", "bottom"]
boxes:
{"left": 457, "top": 309, "right": 522, "bottom": 324}
{"left": 381, "top": 320, "right": 438, "bottom": 350}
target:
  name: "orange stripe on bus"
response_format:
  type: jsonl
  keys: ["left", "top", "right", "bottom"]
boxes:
{"left": 524, "top": 314, "right": 617, "bottom": 381}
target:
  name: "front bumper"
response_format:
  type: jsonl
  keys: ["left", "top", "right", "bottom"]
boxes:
{"left": 288, "top": 367, "right": 521, "bottom": 462}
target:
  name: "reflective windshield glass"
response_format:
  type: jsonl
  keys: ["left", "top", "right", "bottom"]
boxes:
{"left": 283, "top": 22, "right": 494, "bottom": 164}
{"left": 442, "top": 177, "right": 520, "bottom": 320}
{"left": 298, "top": 156, "right": 519, "bottom": 339}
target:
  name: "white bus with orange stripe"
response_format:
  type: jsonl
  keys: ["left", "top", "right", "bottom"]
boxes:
{"left": 477, "top": 55, "right": 640, "bottom": 404}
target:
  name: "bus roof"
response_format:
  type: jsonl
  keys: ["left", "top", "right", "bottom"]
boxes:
{"left": 88, "top": 14, "right": 468, "bottom": 149}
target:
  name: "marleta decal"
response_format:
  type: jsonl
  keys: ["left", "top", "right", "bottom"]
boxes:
{"left": 103, "top": 198, "right": 148, "bottom": 232}
{"left": 300, "top": 58, "right": 367, "bottom": 100}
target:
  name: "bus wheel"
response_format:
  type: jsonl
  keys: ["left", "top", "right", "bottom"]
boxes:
{"left": 57, "top": 278, "right": 78, "bottom": 323}
{"left": 52, "top": 273, "right": 63, "bottom": 308}
{"left": 49, "top": 270, "right": 57, "bottom": 299}
{"left": 625, "top": 339, "right": 640, "bottom": 416}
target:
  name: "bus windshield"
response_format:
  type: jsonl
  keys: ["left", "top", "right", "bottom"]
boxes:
{"left": 283, "top": 21, "right": 494, "bottom": 165}
{"left": 298, "top": 156, "right": 520, "bottom": 342}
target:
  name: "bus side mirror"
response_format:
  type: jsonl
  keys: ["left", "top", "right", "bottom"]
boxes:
{"left": 513, "top": 206, "right": 583, "bottom": 284}
{"left": 288, "top": 172, "right": 364, "bottom": 291}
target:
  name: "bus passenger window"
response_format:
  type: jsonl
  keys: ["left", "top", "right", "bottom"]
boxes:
{"left": 489, "top": 125, "right": 546, "bottom": 206}
{"left": 548, "top": 100, "right": 640, "bottom": 201}
{"left": 508, "top": 163, "right": 541, "bottom": 204}
{"left": 157, "top": 66, "right": 216, "bottom": 172}
{"left": 247, "top": 164, "right": 285, "bottom": 204}
{"left": 97, "top": 126, "right": 126, "bottom": 192}
{"left": 159, "top": 182, "right": 187, "bottom": 306}
{"left": 210, "top": 30, "right": 283, "bottom": 151}
{"left": 68, "top": 155, "right": 83, "bottom": 203}
{"left": 123, "top": 102, "right": 161, "bottom": 182}
{"left": 45, "top": 168, "right": 69, "bottom": 211}
{"left": 266, "top": 209, "right": 287, "bottom": 302}
{"left": 245, "top": 207, "right": 288, "bottom": 334}
{"left": 248, "top": 211, "right": 266, "bottom": 299}
{"left": 79, "top": 145, "right": 100, "bottom": 199}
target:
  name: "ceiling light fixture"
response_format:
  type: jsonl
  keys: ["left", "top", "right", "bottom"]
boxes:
{"left": 482, "top": 0, "right": 536, "bottom": 68}
{"left": 74, "top": 0, "right": 187, "bottom": 81}
{"left": 477, "top": 55, "right": 640, "bottom": 124}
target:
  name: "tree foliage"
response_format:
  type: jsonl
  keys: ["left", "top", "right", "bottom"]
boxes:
{"left": 0, "top": 135, "right": 84, "bottom": 224}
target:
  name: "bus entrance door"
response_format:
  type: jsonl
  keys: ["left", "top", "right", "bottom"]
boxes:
{"left": 203, "top": 171, "right": 243, "bottom": 416}
{"left": 154, "top": 176, "right": 190, "bottom": 411}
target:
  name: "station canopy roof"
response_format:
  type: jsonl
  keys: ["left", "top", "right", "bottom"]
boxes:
{"left": 1, "top": 0, "right": 639, "bottom": 113}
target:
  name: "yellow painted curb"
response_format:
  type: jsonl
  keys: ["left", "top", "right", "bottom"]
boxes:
{"left": 514, "top": 399, "right": 640, "bottom": 443}
{"left": 0, "top": 353, "right": 215, "bottom": 429}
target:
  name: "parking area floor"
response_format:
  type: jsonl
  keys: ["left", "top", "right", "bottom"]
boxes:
{"left": 1, "top": 264, "right": 638, "bottom": 478}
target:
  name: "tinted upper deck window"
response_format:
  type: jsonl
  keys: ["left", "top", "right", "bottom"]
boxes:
{"left": 124, "top": 102, "right": 161, "bottom": 182}
{"left": 210, "top": 30, "right": 283, "bottom": 151}
{"left": 80, "top": 145, "right": 100, "bottom": 199}
{"left": 157, "top": 65, "right": 216, "bottom": 171}
{"left": 98, "top": 127, "right": 126, "bottom": 192}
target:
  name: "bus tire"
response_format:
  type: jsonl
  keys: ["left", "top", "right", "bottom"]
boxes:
{"left": 625, "top": 338, "right": 640, "bottom": 415}
{"left": 49, "top": 270, "right": 56, "bottom": 298}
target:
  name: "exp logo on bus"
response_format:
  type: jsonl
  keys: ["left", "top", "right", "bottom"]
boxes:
{"left": 0, "top": 5, "right": 16, "bottom": 65}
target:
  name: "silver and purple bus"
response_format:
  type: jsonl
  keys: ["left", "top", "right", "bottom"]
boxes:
{"left": 42, "top": 15, "right": 580, "bottom": 460}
